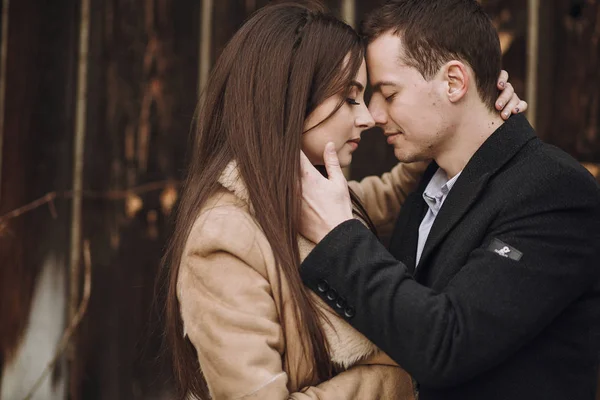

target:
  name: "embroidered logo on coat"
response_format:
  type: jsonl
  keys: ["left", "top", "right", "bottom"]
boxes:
{"left": 488, "top": 238, "right": 523, "bottom": 261}
{"left": 495, "top": 246, "right": 511, "bottom": 257}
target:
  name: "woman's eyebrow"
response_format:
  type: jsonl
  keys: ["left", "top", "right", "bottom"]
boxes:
{"left": 350, "top": 80, "right": 365, "bottom": 92}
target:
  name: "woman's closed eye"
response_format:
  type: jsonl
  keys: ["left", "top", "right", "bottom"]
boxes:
{"left": 346, "top": 98, "right": 361, "bottom": 106}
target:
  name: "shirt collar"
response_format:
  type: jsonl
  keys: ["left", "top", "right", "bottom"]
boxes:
{"left": 422, "top": 168, "right": 462, "bottom": 215}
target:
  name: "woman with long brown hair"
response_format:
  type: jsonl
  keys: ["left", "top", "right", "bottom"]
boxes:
{"left": 162, "top": 2, "right": 525, "bottom": 399}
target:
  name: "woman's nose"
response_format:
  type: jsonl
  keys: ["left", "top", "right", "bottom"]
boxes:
{"left": 356, "top": 105, "right": 376, "bottom": 130}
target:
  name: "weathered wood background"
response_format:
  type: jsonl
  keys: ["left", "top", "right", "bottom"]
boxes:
{"left": 0, "top": 1, "right": 598, "bottom": 399}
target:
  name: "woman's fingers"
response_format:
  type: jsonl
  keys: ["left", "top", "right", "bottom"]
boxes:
{"left": 497, "top": 69, "right": 509, "bottom": 90}
{"left": 496, "top": 82, "right": 515, "bottom": 114}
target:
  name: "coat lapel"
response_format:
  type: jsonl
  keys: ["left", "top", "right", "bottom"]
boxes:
{"left": 414, "top": 170, "right": 491, "bottom": 275}
{"left": 390, "top": 162, "right": 438, "bottom": 274}
{"left": 414, "top": 114, "right": 537, "bottom": 275}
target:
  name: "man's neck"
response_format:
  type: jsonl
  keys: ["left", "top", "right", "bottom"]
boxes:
{"left": 435, "top": 105, "right": 505, "bottom": 178}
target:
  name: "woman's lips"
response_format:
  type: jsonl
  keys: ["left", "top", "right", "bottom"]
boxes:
{"left": 346, "top": 138, "right": 360, "bottom": 150}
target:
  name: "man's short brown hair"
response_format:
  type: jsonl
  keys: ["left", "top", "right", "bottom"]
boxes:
{"left": 361, "top": 0, "right": 502, "bottom": 110}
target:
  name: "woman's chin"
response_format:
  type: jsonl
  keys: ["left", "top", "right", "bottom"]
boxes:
{"left": 337, "top": 153, "right": 352, "bottom": 169}
{"left": 307, "top": 153, "right": 351, "bottom": 169}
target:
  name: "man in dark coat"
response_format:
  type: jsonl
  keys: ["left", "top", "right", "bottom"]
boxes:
{"left": 297, "top": 1, "right": 600, "bottom": 399}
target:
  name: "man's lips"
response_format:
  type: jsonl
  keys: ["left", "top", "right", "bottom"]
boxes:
{"left": 384, "top": 131, "right": 402, "bottom": 144}
{"left": 384, "top": 131, "right": 402, "bottom": 136}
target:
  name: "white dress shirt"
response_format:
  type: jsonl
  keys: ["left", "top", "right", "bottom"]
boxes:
{"left": 416, "top": 168, "right": 462, "bottom": 266}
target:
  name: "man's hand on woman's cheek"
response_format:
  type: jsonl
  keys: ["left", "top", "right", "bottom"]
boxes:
{"left": 299, "top": 143, "right": 353, "bottom": 243}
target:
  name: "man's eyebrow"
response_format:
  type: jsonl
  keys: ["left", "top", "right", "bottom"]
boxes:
{"left": 350, "top": 80, "right": 364, "bottom": 92}
{"left": 372, "top": 81, "right": 398, "bottom": 92}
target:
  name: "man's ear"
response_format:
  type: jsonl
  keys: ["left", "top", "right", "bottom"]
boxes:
{"left": 443, "top": 61, "right": 469, "bottom": 103}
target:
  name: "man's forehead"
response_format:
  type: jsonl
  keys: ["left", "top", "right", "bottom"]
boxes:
{"left": 366, "top": 52, "right": 410, "bottom": 85}
{"left": 367, "top": 31, "right": 405, "bottom": 53}
{"left": 366, "top": 58, "right": 416, "bottom": 91}
{"left": 366, "top": 34, "right": 409, "bottom": 69}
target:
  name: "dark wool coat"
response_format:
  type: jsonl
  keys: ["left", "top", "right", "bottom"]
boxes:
{"left": 301, "top": 114, "right": 600, "bottom": 400}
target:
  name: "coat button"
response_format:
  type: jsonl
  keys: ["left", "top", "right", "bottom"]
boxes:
{"left": 317, "top": 280, "right": 329, "bottom": 293}
{"left": 344, "top": 306, "right": 355, "bottom": 318}
{"left": 326, "top": 289, "right": 337, "bottom": 301}
{"left": 335, "top": 298, "right": 346, "bottom": 309}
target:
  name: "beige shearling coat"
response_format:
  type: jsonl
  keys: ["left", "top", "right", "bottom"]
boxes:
{"left": 177, "top": 160, "right": 426, "bottom": 399}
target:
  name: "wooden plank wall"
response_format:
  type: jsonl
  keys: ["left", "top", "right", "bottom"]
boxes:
{"left": 546, "top": 0, "right": 600, "bottom": 163}
{"left": 0, "top": 0, "right": 77, "bottom": 398}
{"left": 73, "top": 0, "right": 199, "bottom": 398}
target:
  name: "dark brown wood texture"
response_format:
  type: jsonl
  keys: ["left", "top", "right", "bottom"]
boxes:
{"left": 0, "top": 0, "right": 78, "bottom": 393}
{"left": 72, "top": 0, "right": 199, "bottom": 398}
{"left": 545, "top": 0, "right": 600, "bottom": 162}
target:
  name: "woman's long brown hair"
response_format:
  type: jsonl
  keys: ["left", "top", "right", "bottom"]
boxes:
{"left": 162, "top": 2, "right": 372, "bottom": 398}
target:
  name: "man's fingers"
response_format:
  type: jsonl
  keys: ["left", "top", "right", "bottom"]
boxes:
{"left": 323, "top": 142, "right": 345, "bottom": 184}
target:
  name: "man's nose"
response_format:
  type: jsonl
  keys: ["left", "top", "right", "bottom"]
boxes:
{"left": 368, "top": 97, "right": 388, "bottom": 127}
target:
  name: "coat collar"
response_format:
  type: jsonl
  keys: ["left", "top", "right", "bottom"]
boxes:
{"left": 216, "top": 160, "right": 323, "bottom": 261}
{"left": 415, "top": 114, "right": 537, "bottom": 274}
{"left": 217, "top": 160, "right": 379, "bottom": 368}
{"left": 218, "top": 160, "right": 250, "bottom": 204}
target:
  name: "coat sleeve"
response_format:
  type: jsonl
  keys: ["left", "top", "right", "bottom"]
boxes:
{"left": 178, "top": 206, "right": 414, "bottom": 400}
{"left": 300, "top": 168, "right": 600, "bottom": 388}
{"left": 347, "top": 161, "right": 427, "bottom": 237}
